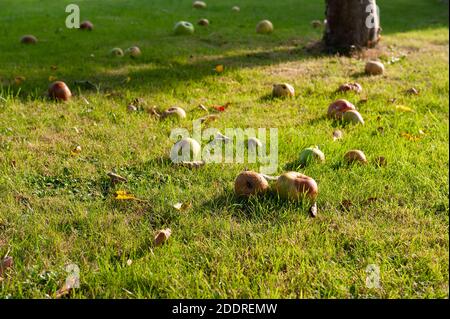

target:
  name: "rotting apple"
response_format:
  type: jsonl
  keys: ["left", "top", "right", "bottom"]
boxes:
{"left": 80, "top": 21, "right": 94, "bottom": 31}
{"left": 327, "top": 99, "right": 356, "bottom": 119}
{"left": 198, "top": 19, "right": 210, "bottom": 26}
{"left": 299, "top": 147, "right": 325, "bottom": 166}
{"left": 275, "top": 172, "right": 318, "bottom": 202}
{"left": 170, "top": 137, "right": 201, "bottom": 162}
{"left": 234, "top": 171, "right": 269, "bottom": 197}
{"left": 365, "top": 60, "right": 385, "bottom": 75}
{"left": 342, "top": 110, "right": 365, "bottom": 125}
{"left": 344, "top": 150, "right": 368, "bottom": 165}
{"left": 174, "top": 21, "right": 195, "bottom": 35}
{"left": 338, "top": 82, "right": 362, "bottom": 93}
{"left": 311, "top": 20, "right": 323, "bottom": 28}
{"left": 110, "top": 47, "right": 124, "bottom": 57}
{"left": 272, "top": 83, "right": 295, "bottom": 98}
{"left": 161, "top": 107, "right": 187, "bottom": 119}
{"left": 48, "top": 81, "right": 72, "bottom": 101}
{"left": 125, "top": 46, "right": 141, "bottom": 58}
{"left": 20, "top": 35, "right": 37, "bottom": 44}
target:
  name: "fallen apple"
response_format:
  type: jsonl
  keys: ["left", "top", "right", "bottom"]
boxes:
{"left": 198, "top": 19, "right": 209, "bottom": 26}
{"left": 161, "top": 106, "right": 186, "bottom": 119}
{"left": 275, "top": 172, "right": 318, "bottom": 202}
{"left": 193, "top": 1, "right": 207, "bottom": 9}
{"left": 234, "top": 171, "right": 269, "bottom": 197}
{"left": 327, "top": 99, "right": 356, "bottom": 119}
{"left": 20, "top": 35, "right": 37, "bottom": 44}
{"left": 256, "top": 20, "right": 274, "bottom": 34}
{"left": 344, "top": 150, "right": 368, "bottom": 165}
{"left": 311, "top": 20, "right": 323, "bottom": 28}
{"left": 299, "top": 147, "right": 325, "bottom": 166}
{"left": 342, "top": 110, "right": 365, "bottom": 125}
{"left": 125, "top": 46, "right": 141, "bottom": 58}
{"left": 127, "top": 104, "right": 138, "bottom": 112}
{"left": 375, "top": 156, "right": 387, "bottom": 167}
{"left": 338, "top": 82, "right": 362, "bottom": 93}
{"left": 174, "top": 21, "right": 195, "bottom": 35}
{"left": 171, "top": 137, "right": 201, "bottom": 162}
{"left": 110, "top": 47, "right": 124, "bottom": 57}
{"left": 154, "top": 228, "right": 172, "bottom": 246}
{"left": 272, "top": 83, "right": 295, "bottom": 98}
{"left": 80, "top": 20, "right": 94, "bottom": 31}
{"left": 48, "top": 81, "right": 72, "bottom": 101}
{"left": 365, "top": 61, "right": 385, "bottom": 75}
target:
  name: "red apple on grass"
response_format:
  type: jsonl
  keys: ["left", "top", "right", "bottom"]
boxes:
{"left": 48, "top": 81, "right": 72, "bottom": 101}
{"left": 275, "top": 172, "right": 318, "bottom": 202}
{"left": 344, "top": 150, "right": 368, "bottom": 165}
{"left": 234, "top": 171, "right": 269, "bottom": 197}
{"left": 327, "top": 99, "right": 356, "bottom": 119}
{"left": 80, "top": 21, "right": 94, "bottom": 31}
{"left": 20, "top": 35, "right": 37, "bottom": 44}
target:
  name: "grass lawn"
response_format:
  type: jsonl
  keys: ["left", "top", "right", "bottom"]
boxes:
{"left": 0, "top": 0, "right": 448, "bottom": 298}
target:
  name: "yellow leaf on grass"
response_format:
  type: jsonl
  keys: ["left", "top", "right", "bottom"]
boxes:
{"left": 400, "top": 132, "right": 421, "bottom": 141}
{"left": 114, "top": 190, "right": 136, "bottom": 200}
{"left": 49, "top": 76, "right": 57, "bottom": 82}
{"left": 395, "top": 105, "right": 414, "bottom": 112}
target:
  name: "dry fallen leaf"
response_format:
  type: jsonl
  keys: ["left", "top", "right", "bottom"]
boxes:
{"left": 154, "top": 228, "right": 172, "bottom": 246}
{"left": 107, "top": 172, "right": 127, "bottom": 184}
{"left": 340, "top": 200, "right": 353, "bottom": 211}
{"left": 173, "top": 202, "right": 192, "bottom": 211}
{"left": 198, "top": 114, "right": 219, "bottom": 124}
{"left": 198, "top": 104, "right": 208, "bottom": 112}
{"left": 48, "top": 75, "right": 57, "bottom": 82}
{"left": 406, "top": 88, "right": 419, "bottom": 95}
{"left": 180, "top": 160, "right": 206, "bottom": 169}
{"left": 400, "top": 132, "right": 421, "bottom": 141}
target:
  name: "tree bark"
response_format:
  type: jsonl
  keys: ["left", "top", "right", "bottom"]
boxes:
{"left": 324, "top": 0, "right": 381, "bottom": 54}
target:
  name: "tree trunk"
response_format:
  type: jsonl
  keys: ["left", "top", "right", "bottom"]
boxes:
{"left": 324, "top": 0, "right": 381, "bottom": 54}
